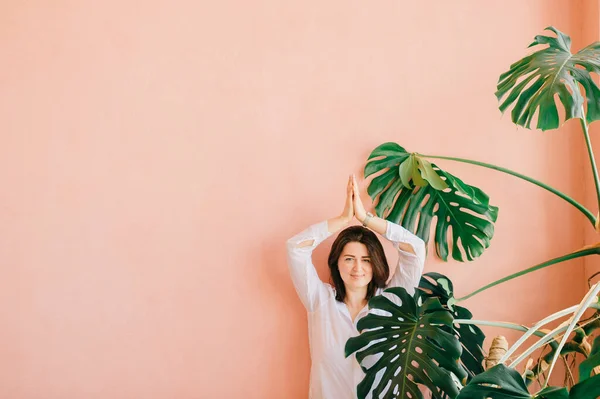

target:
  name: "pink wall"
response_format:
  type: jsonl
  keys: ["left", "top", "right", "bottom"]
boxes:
{"left": 0, "top": 1, "right": 592, "bottom": 398}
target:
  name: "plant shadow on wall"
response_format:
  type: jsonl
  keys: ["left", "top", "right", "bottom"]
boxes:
{"left": 345, "top": 27, "right": 600, "bottom": 399}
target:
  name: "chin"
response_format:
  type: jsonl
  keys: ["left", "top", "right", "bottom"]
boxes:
{"left": 346, "top": 280, "right": 371, "bottom": 289}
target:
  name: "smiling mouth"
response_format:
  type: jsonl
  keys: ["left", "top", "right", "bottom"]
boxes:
{"left": 351, "top": 275, "right": 365, "bottom": 278}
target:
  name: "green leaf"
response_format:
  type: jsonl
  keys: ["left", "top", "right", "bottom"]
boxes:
{"left": 496, "top": 26, "right": 600, "bottom": 131}
{"left": 418, "top": 158, "right": 448, "bottom": 190}
{"left": 365, "top": 143, "right": 498, "bottom": 262}
{"left": 399, "top": 154, "right": 428, "bottom": 189}
{"left": 569, "top": 335, "right": 600, "bottom": 398}
{"left": 419, "top": 273, "right": 486, "bottom": 379}
{"left": 537, "top": 387, "right": 569, "bottom": 399}
{"left": 569, "top": 375, "right": 600, "bottom": 399}
{"left": 578, "top": 335, "right": 600, "bottom": 381}
{"left": 419, "top": 273, "right": 455, "bottom": 308}
{"left": 457, "top": 364, "right": 568, "bottom": 398}
{"left": 365, "top": 142, "right": 411, "bottom": 179}
{"left": 345, "top": 287, "right": 467, "bottom": 399}
{"left": 399, "top": 155, "right": 415, "bottom": 189}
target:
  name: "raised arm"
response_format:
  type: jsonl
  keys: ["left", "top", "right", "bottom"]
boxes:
{"left": 352, "top": 175, "right": 426, "bottom": 295}
{"left": 379, "top": 221, "right": 425, "bottom": 294}
{"left": 286, "top": 176, "right": 355, "bottom": 311}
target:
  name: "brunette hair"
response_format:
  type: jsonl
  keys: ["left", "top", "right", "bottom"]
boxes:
{"left": 327, "top": 226, "right": 389, "bottom": 302}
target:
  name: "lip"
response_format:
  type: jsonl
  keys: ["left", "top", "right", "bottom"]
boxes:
{"left": 351, "top": 275, "right": 365, "bottom": 278}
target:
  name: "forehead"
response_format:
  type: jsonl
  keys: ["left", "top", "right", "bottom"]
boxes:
{"left": 341, "top": 241, "right": 370, "bottom": 256}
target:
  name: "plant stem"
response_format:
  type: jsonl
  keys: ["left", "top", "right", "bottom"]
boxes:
{"left": 454, "top": 319, "right": 549, "bottom": 338}
{"left": 544, "top": 283, "right": 600, "bottom": 388}
{"left": 457, "top": 310, "right": 600, "bottom": 371}
{"left": 499, "top": 304, "right": 580, "bottom": 364}
{"left": 456, "top": 247, "right": 600, "bottom": 302}
{"left": 581, "top": 116, "right": 600, "bottom": 226}
{"left": 421, "top": 154, "right": 596, "bottom": 226}
{"left": 510, "top": 323, "right": 570, "bottom": 369}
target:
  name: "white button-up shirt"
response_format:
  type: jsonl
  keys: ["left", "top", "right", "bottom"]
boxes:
{"left": 286, "top": 220, "right": 426, "bottom": 399}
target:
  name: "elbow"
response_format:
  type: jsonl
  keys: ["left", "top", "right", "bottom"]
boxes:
{"left": 287, "top": 238, "right": 315, "bottom": 251}
{"left": 397, "top": 236, "right": 426, "bottom": 257}
{"left": 286, "top": 238, "right": 297, "bottom": 255}
{"left": 401, "top": 237, "right": 426, "bottom": 260}
{"left": 286, "top": 237, "right": 295, "bottom": 249}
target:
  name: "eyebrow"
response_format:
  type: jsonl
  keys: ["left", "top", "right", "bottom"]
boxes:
{"left": 342, "top": 254, "right": 371, "bottom": 258}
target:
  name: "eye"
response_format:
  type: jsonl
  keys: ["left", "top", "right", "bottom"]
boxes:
{"left": 363, "top": 259, "right": 371, "bottom": 263}
{"left": 345, "top": 257, "right": 353, "bottom": 261}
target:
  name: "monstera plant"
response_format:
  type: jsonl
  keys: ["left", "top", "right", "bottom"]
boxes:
{"left": 346, "top": 272, "right": 600, "bottom": 398}
{"left": 346, "top": 27, "right": 600, "bottom": 398}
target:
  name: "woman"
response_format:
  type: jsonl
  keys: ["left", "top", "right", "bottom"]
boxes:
{"left": 286, "top": 174, "right": 426, "bottom": 399}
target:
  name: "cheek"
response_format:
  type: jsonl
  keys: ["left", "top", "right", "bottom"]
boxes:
{"left": 340, "top": 263, "right": 353, "bottom": 275}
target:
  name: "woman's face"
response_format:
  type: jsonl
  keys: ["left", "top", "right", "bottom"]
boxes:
{"left": 338, "top": 241, "right": 373, "bottom": 290}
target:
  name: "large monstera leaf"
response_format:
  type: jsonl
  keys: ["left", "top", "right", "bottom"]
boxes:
{"left": 497, "top": 26, "right": 600, "bottom": 131}
{"left": 418, "top": 273, "right": 486, "bottom": 379}
{"left": 365, "top": 142, "right": 498, "bottom": 262}
{"left": 345, "top": 287, "right": 467, "bottom": 399}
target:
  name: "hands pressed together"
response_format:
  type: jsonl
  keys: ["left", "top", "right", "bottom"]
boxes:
{"left": 336, "top": 173, "right": 418, "bottom": 256}
{"left": 340, "top": 174, "right": 369, "bottom": 226}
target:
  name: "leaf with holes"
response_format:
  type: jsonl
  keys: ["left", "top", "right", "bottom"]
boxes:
{"left": 345, "top": 287, "right": 467, "bottom": 399}
{"left": 497, "top": 26, "right": 600, "bottom": 131}
{"left": 457, "top": 364, "right": 568, "bottom": 399}
{"left": 365, "top": 142, "right": 498, "bottom": 262}
{"left": 418, "top": 273, "right": 486, "bottom": 379}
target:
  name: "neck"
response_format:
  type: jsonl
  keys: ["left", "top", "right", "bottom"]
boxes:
{"left": 344, "top": 286, "right": 368, "bottom": 308}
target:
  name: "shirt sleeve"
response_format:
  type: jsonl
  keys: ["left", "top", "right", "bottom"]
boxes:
{"left": 383, "top": 221, "right": 426, "bottom": 296}
{"left": 286, "top": 221, "right": 334, "bottom": 312}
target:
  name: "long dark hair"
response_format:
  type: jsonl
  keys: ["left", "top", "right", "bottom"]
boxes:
{"left": 328, "top": 225, "right": 389, "bottom": 302}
